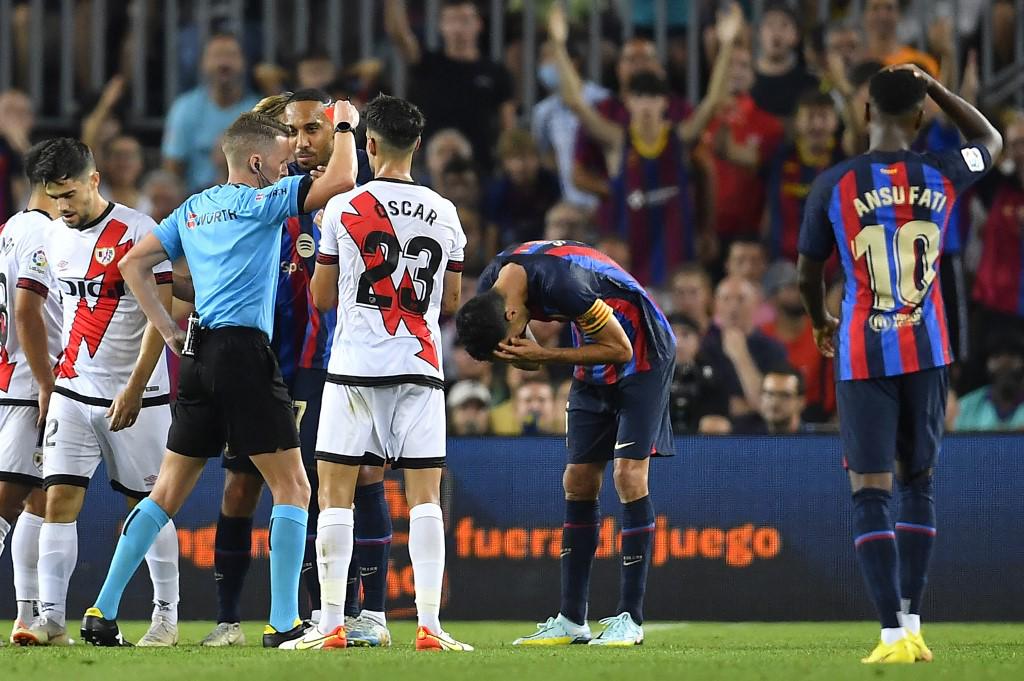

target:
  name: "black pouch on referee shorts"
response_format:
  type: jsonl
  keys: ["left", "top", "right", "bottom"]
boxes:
{"left": 182, "top": 311, "right": 201, "bottom": 357}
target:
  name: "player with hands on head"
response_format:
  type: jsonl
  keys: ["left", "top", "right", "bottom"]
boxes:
{"left": 797, "top": 63, "right": 1001, "bottom": 664}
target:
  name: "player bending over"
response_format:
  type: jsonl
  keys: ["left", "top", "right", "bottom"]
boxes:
{"left": 797, "top": 64, "right": 1001, "bottom": 664}
{"left": 285, "top": 94, "right": 471, "bottom": 651}
{"left": 12, "top": 139, "right": 180, "bottom": 647}
{"left": 457, "top": 240, "right": 675, "bottom": 647}
{"left": 0, "top": 149, "right": 62, "bottom": 642}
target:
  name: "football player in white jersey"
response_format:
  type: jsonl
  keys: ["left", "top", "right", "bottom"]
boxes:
{"left": 0, "top": 148, "right": 62, "bottom": 642}
{"left": 10, "top": 139, "right": 179, "bottom": 647}
{"left": 286, "top": 95, "right": 470, "bottom": 651}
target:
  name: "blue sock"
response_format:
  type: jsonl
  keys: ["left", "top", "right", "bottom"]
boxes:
{"left": 354, "top": 481, "right": 392, "bottom": 614}
{"left": 617, "top": 496, "right": 655, "bottom": 625}
{"left": 560, "top": 499, "right": 599, "bottom": 626}
{"left": 853, "top": 488, "right": 901, "bottom": 629}
{"left": 301, "top": 483, "right": 320, "bottom": 615}
{"left": 94, "top": 498, "right": 169, "bottom": 619}
{"left": 896, "top": 474, "right": 936, "bottom": 615}
{"left": 214, "top": 514, "right": 252, "bottom": 623}
{"left": 344, "top": 551, "right": 361, "bottom": 618}
{"left": 269, "top": 504, "right": 308, "bottom": 632}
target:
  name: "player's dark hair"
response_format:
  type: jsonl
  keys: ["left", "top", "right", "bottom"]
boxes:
{"left": 766, "top": 364, "right": 806, "bottom": 395}
{"left": 222, "top": 112, "right": 291, "bottom": 164}
{"left": 869, "top": 68, "right": 927, "bottom": 116}
{"left": 286, "top": 88, "right": 332, "bottom": 105}
{"left": 796, "top": 88, "right": 836, "bottom": 112}
{"left": 455, "top": 289, "right": 508, "bottom": 361}
{"left": 364, "top": 94, "right": 426, "bottom": 152}
{"left": 627, "top": 70, "right": 670, "bottom": 98}
{"left": 24, "top": 137, "right": 95, "bottom": 185}
{"left": 849, "top": 60, "right": 884, "bottom": 90}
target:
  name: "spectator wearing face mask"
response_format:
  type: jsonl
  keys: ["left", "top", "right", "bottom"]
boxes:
{"left": 955, "top": 337, "right": 1024, "bottom": 432}
{"left": 760, "top": 262, "right": 835, "bottom": 422}
{"left": 447, "top": 381, "right": 493, "bottom": 435}
{"left": 750, "top": 1, "right": 820, "bottom": 120}
{"left": 532, "top": 37, "right": 609, "bottom": 210}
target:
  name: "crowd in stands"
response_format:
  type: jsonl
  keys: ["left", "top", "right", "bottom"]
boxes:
{"left": 1, "top": 0, "right": 1023, "bottom": 435}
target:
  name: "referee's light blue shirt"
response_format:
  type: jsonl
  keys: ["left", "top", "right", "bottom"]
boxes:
{"left": 154, "top": 175, "right": 310, "bottom": 338}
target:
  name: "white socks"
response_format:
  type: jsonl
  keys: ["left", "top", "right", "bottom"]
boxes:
{"left": 362, "top": 609, "right": 386, "bottom": 627}
{"left": 898, "top": 611, "right": 922, "bottom": 635}
{"left": 409, "top": 503, "right": 444, "bottom": 633}
{"left": 881, "top": 626, "right": 906, "bottom": 645}
{"left": 38, "top": 521, "right": 78, "bottom": 627}
{"left": 145, "top": 520, "right": 180, "bottom": 624}
{"left": 12, "top": 512, "right": 43, "bottom": 623}
{"left": 316, "top": 507, "right": 354, "bottom": 635}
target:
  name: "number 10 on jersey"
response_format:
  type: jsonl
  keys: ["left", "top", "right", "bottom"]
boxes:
{"left": 852, "top": 219, "right": 941, "bottom": 312}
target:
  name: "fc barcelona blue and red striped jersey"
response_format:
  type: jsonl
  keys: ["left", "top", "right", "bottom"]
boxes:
{"left": 478, "top": 240, "right": 675, "bottom": 385}
{"left": 272, "top": 155, "right": 372, "bottom": 390}
{"left": 799, "top": 144, "right": 993, "bottom": 381}
{"left": 608, "top": 127, "right": 697, "bottom": 287}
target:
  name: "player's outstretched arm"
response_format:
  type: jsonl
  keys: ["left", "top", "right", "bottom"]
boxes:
{"left": 311, "top": 262, "right": 339, "bottom": 312}
{"left": 797, "top": 254, "right": 838, "bottom": 358}
{"left": 119, "top": 233, "right": 183, "bottom": 354}
{"left": 893, "top": 64, "right": 1003, "bottom": 160}
{"left": 14, "top": 288, "right": 55, "bottom": 427}
{"left": 302, "top": 100, "right": 361, "bottom": 213}
{"left": 108, "top": 282, "right": 172, "bottom": 432}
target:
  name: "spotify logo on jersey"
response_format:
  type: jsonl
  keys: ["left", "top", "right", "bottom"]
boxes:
{"left": 296, "top": 233, "right": 316, "bottom": 259}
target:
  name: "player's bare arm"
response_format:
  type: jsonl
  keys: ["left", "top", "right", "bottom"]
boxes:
{"left": 108, "top": 282, "right": 172, "bottom": 432}
{"left": 301, "top": 100, "right": 361, "bottom": 212}
{"left": 442, "top": 269, "right": 462, "bottom": 316}
{"left": 796, "top": 254, "right": 838, "bottom": 358}
{"left": 118, "top": 232, "right": 183, "bottom": 354}
{"left": 14, "top": 288, "right": 55, "bottom": 427}
{"left": 678, "top": 1, "right": 744, "bottom": 145}
{"left": 495, "top": 303, "right": 632, "bottom": 366}
{"left": 310, "top": 261, "right": 339, "bottom": 312}
{"left": 549, "top": 5, "right": 623, "bottom": 152}
{"left": 891, "top": 64, "right": 1003, "bottom": 160}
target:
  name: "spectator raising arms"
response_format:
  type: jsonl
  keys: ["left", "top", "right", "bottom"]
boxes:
{"left": 385, "top": 0, "right": 515, "bottom": 173}
{"left": 161, "top": 33, "right": 260, "bottom": 193}
{"left": 551, "top": 2, "right": 745, "bottom": 286}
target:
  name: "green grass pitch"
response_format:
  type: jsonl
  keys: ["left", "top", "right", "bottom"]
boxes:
{"left": 1, "top": 621, "right": 1022, "bottom": 680}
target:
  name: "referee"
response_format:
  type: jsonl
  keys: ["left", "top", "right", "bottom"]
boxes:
{"left": 80, "top": 100, "right": 361, "bottom": 649}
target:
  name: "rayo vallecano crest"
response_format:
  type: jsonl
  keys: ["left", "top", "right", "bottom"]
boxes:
{"left": 94, "top": 246, "right": 116, "bottom": 266}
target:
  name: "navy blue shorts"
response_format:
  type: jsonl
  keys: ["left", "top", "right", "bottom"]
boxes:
{"left": 836, "top": 365, "right": 948, "bottom": 475}
{"left": 566, "top": 362, "right": 674, "bottom": 464}
{"left": 223, "top": 368, "right": 325, "bottom": 475}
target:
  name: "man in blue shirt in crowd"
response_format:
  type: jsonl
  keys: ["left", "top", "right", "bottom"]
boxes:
{"left": 81, "top": 99, "right": 361, "bottom": 649}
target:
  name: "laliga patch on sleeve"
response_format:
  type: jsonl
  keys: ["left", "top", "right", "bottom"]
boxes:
{"left": 961, "top": 147, "right": 985, "bottom": 172}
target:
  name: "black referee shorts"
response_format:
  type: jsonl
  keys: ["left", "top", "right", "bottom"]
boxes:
{"left": 167, "top": 326, "right": 300, "bottom": 461}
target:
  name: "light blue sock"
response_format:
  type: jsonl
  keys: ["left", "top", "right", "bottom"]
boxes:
{"left": 94, "top": 498, "right": 169, "bottom": 619}
{"left": 269, "top": 504, "right": 308, "bottom": 632}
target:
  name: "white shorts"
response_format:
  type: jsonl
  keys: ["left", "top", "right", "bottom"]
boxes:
{"left": 0, "top": 405, "right": 43, "bottom": 486}
{"left": 315, "top": 382, "right": 446, "bottom": 468}
{"left": 43, "top": 393, "right": 171, "bottom": 498}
